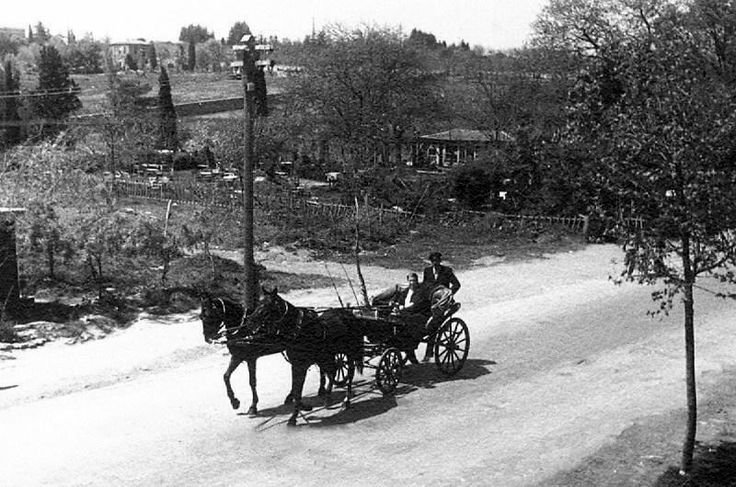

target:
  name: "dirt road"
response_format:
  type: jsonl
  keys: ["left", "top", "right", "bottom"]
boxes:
{"left": 1, "top": 245, "right": 735, "bottom": 486}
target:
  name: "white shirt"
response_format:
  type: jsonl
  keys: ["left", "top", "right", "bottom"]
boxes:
{"left": 404, "top": 288, "right": 415, "bottom": 308}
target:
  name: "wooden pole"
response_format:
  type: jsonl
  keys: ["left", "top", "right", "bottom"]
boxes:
{"left": 242, "top": 39, "right": 258, "bottom": 311}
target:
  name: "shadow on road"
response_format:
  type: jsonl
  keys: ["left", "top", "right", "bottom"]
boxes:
{"left": 250, "top": 359, "right": 496, "bottom": 429}
{"left": 655, "top": 441, "right": 736, "bottom": 486}
{"left": 400, "top": 358, "right": 496, "bottom": 389}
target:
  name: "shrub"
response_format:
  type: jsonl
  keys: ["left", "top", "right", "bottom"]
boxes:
{"left": 451, "top": 162, "right": 495, "bottom": 210}
{"left": 0, "top": 320, "right": 19, "bottom": 343}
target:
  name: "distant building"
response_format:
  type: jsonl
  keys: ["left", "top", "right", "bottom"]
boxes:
{"left": 415, "top": 128, "right": 515, "bottom": 168}
{"left": 109, "top": 39, "right": 154, "bottom": 70}
{"left": 0, "top": 27, "right": 25, "bottom": 39}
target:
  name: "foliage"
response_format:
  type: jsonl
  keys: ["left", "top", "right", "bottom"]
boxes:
{"left": 195, "top": 39, "right": 228, "bottom": 72}
{"left": 0, "top": 33, "right": 24, "bottom": 59}
{"left": 289, "top": 24, "right": 440, "bottom": 179}
{"left": 451, "top": 162, "right": 495, "bottom": 210}
{"left": 532, "top": 0, "right": 736, "bottom": 475}
{"left": 24, "top": 202, "right": 74, "bottom": 279}
{"left": 124, "top": 53, "right": 138, "bottom": 71}
{"left": 179, "top": 25, "right": 214, "bottom": 44}
{"left": 149, "top": 42, "right": 158, "bottom": 70}
{"left": 3, "top": 60, "right": 23, "bottom": 146}
{"left": 32, "top": 45, "right": 81, "bottom": 139}
{"left": 64, "top": 38, "right": 103, "bottom": 74}
{"left": 157, "top": 66, "right": 178, "bottom": 150}
{"left": 100, "top": 57, "right": 155, "bottom": 172}
{"left": 32, "top": 22, "right": 50, "bottom": 43}
{"left": 227, "top": 21, "right": 252, "bottom": 45}
{"left": 186, "top": 42, "right": 196, "bottom": 71}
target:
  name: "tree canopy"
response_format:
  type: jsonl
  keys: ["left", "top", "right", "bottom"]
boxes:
{"left": 179, "top": 24, "right": 214, "bottom": 44}
{"left": 532, "top": 0, "right": 736, "bottom": 476}
{"left": 290, "top": 24, "right": 439, "bottom": 174}
{"left": 226, "top": 21, "right": 252, "bottom": 45}
{"left": 33, "top": 45, "right": 81, "bottom": 138}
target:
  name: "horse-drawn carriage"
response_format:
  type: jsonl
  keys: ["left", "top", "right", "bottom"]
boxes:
{"left": 200, "top": 284, "right": 469, "bottom": 426}
{"left": 333, "top": 286, "right": 469, "bottom": 395}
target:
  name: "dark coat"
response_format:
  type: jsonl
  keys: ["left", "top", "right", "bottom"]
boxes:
{"left": 396, "top": 285, "right": 430, "bottom": 313}
{"left": 422, "top": 264, "right": 461, "bottom": 294}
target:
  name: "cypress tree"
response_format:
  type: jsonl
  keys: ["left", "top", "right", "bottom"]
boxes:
{"left": 4, "top": 61, "right": 23, "bottom": 145}
{"left": 158, "top": 66, "right": 178, "bottom": 150}
{"left": 187, "top": 42, "right": 196, "bottom": 71}
{"left": 34, "top": 45, "right": 81, "bottom": 138}
{"left": 149, "top": 42, "right": 158, "bottom": 70}
{"left": 28, "top": 25, "right": 33, "bottom": 42}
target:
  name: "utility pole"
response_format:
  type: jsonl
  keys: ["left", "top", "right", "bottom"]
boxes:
{"left": 234, "top": 35, "right": 271, "bottom": 312}
{"left": 236, "top": 35, "right": 257, "bottom": 312}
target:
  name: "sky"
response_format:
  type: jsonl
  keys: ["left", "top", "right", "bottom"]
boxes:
{"left": 5, "top": 0, "right": 548, "bottom": 50}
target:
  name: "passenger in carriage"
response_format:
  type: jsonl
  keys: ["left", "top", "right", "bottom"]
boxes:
{"left": 396, "top": 273, "right": 431, "bottom": 365}
{"left": 396, "top": 273, "right": 430, "bottom": 316}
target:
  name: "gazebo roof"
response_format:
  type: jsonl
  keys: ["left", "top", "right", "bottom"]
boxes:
{"left": 419, "top": 128, "right": 514, "bottom": 143}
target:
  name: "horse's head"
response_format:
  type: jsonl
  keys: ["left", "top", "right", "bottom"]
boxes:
{"left": 200, "top": 294, "right": 245, "bottom": 343}
{"left": 244, "top": 286, "right": 292, "bottom": 338}
{"left": 200, "top": 294, "right": 225, "bottom": 343}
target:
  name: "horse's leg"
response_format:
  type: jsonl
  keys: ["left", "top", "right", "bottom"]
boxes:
{"left": 318, "top": 368, "right": 328, "bottom": 397}
{"left": 343, "top": 358, "right": 355, "bottom": 409}
{"left": 245, "top": 357, "right": 258, "bottom": 416}
{"left": 288, "top": 363, "right": 310, "bottom": 427}
{"left": 223, "top": 356, "right": 242, "bottom": 410}
{"left": 325, "top": 365, "right": 335, "bottom": 396}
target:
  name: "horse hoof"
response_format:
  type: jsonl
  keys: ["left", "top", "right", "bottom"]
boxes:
{"left": 284, "top": 393, "right": 294, "bottom": 405}
{"left": 231, "top": 399, "right": 241, "bottom": 410}
{"left": 247, "top": 407, "right": 257, "bottom": 417}
{"left": 287, "top": 418, "right": 297, "bottom": 427}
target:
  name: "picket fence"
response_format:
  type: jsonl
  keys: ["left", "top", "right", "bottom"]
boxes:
{"left": 111, "top": 181, "right": 642, "bottom": 235}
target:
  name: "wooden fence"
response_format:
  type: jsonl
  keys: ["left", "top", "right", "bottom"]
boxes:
{"left": 111, "top": 181, "right": 642, "bottom": 235}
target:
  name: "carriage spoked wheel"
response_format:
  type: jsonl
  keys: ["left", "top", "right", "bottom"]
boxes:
{"left": 434, "top": 317, "right": 469, "bottom": 376}
{"left": 333, "top": 352, "right": 350, "bottom": 387}
{"left": 376, "top": 347, "right": 403, "bottom": 395}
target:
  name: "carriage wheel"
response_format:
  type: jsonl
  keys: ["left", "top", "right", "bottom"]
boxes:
{"left": 434, "top": 317, "right": 469, "bottom": 376}
{"left": 333, "top": 352, "right": 350, "bottom": 387}
{"left": 376, "top": 348, "right": 403, "bottom": 395}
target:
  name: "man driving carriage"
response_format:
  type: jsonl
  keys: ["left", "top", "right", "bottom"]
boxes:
{"left": 423, "top": 252, "right": 460, "bottom": 295}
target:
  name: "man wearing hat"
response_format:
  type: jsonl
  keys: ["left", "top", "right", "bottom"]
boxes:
{"left": 422, "top": 252, "right": 460, "bottom": 295}
{"left": 421, "top": 251, "right": 461, "bottom": 362}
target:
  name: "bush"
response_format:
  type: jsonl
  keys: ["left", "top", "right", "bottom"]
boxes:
{"left": 172, "top": 151, "right": 196, "bottom": 170}
{"left": 0, "top": 320, "right": 19, "bottom": 343}
{"left": 451, "top": 163, "right": 495, "bottom": 210}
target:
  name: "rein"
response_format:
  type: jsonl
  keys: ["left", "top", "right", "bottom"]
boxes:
{"left": 210, "top": 298, "right": 251, "bottom": 343}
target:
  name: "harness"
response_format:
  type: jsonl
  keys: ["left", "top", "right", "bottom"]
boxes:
{"left": 210, "top": 298, "right": 251, "bottom": 343}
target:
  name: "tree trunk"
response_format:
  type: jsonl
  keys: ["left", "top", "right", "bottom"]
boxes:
{"left": 680, "top": 232, "right": 697, "bottom": 476}
{"left": 353, "top": 197, "right": 369, "bottom": 306}
{"left": 46, "top": 245, "right": 55, "bottom": 279}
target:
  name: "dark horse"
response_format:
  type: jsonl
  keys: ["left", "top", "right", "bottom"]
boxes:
{"left": 244, "top": 287, "right": 364, "bottom": 426}
{"left": 200, "top": 294, "right": 333, "bottom": 416}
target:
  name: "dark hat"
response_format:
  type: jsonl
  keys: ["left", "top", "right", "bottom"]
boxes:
{"left": 428, "top": 252, "right": 442, "bottom": 262}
